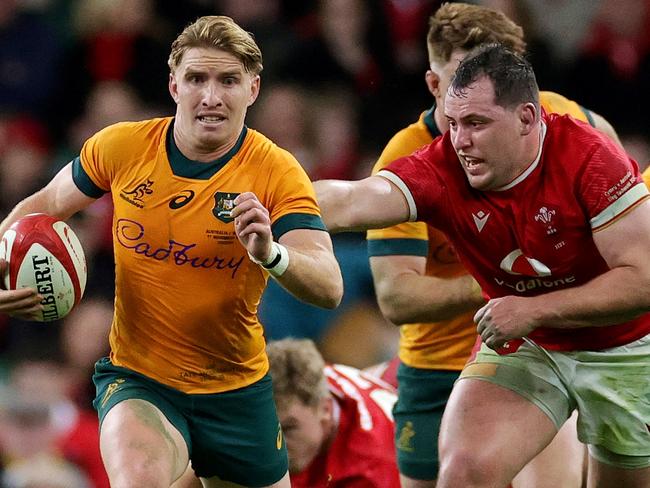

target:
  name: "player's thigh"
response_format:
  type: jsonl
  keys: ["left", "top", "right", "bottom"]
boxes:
{"left": 394, "top": 363, "right": 458, "bottom": 482}
{"left": 512, "top": 410, "right": 585, "bottom": 488}
{"left": 440, "top": 378, "right": 558, "bottom": 472}
{"left": 93, "top": 357, "right": 191, "bottom": 484}
{"left": 566, "top": 335, "right": 650, "bottom": 460}
{"left": 440, "top": 344, "right": 573, "bottom": 478}
{"left": 100, "top": 399, "right": 190, "bottom": 483}
{"left": 586, "top": 449, "right": 650, "bottom": 488}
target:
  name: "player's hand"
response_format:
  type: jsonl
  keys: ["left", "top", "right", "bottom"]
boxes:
{"left": 0, "top": 259, "right": 43, "bottom": 319}
{"left": 474, "top": 296, "right": 540, "bottom": 350}
{"left": 231, "top": 192, "right": 273, "bottom": 262}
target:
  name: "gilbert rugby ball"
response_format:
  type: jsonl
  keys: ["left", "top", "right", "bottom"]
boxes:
{"left": 0, "top": 213, "right": 87, "bottom": 322}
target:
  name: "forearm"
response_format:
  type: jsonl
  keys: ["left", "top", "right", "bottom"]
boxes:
{"left": 0, "top": 190, "right": 53, "bottom": 236}
{"left": 530, "top": 266, "right": 650, "bottom": 328}
{"left": 376, "top": 273, "right": 484, "bottom": 324}
{"left": 273, "top": 246, "right": 343, "bottom": 309}
{"left": 314, "top": 177, "right": 409, "bottom": 232}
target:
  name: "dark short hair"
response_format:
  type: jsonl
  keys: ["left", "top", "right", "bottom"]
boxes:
{"left": 451, "top": 44, "right": 539, "bottom": 111}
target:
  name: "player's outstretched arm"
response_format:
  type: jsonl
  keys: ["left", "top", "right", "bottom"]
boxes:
{"left": 0, "top": 162, "right": 96, "bottom": 318}
{"left": 0, "top": 162, "right": 96, "bottom": 237}
{"left": 313, "top": 176, "right": 410, "bottom": 233}
{"left": 370, "top": 253, "right": 485, "bottom": 325}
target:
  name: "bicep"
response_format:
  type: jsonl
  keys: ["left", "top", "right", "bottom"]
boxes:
{"left": 357, "top": 175, "right": 411, "bottom": 228}
{"left": 593, "top": 199, "right": 650, "bottom": 269}
{"left": 278, "top": 227, "right": 334, "bottom": 254}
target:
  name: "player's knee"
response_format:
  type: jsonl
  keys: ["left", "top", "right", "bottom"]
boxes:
{"left": 438, "top": 446, "right": 501, "bottom": 487}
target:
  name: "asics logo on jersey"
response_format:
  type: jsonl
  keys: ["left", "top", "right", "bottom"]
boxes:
{"left": 120, "top": 179, "right": 154, "bottom": 208}
{"left": 472, "top": 210, "right": 490, "bottom": 232}
{"left": 169, "top": 190, "right": 195, "bottom": 209}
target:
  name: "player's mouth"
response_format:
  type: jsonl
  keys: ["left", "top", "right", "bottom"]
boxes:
{"left": 197, "top": 115, "right": 226, "bottom": 125}
{"left": 460, "top": 155, "right": 485, "bottom": 174}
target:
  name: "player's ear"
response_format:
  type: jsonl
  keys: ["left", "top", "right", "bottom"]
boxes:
{"left": 169, "top": 73, "right": 179, "bottom": 104}
{"left": 247, "top": 75, "right": 261, "bottom": 107}
{"left": 425, "top": 69, "right": 441, "bottom": 97}
{"left": 318, "top": 396, "right": 333, "bottom": 421}
{"left": 519, "top": 102, "right": 538, "bottom": 136}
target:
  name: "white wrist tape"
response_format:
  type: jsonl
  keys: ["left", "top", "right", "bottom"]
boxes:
{"left": 248, "top": 242, "right": 290, "bottom": 278}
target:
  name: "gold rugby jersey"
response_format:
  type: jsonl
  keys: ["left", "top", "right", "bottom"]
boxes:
{"left": 367, "top": 92, "right": 594, "bottom": 370}
{"left": 73, "top": 117, "right": 325, "bottom": 393}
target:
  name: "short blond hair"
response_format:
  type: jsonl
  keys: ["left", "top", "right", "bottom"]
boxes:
{"left": 267, "top": 339, "right": 329, "bottom": 410}
{"left": 427, "top": 3, "right": 526, "bottom": 66}
{"left": 168, "top": 15, "right": 263, "bottom": 75}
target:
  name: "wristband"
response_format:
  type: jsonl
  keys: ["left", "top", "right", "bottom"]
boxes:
{"left": 248, "top": 242, "right": 290, "bottom": 278}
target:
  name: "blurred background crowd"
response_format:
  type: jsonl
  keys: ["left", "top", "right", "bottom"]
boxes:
{"left": 0, "top": 0, "right": 649, "bottom": 486}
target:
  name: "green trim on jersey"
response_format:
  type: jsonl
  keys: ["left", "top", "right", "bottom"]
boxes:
{"left": 368, "top": 238, "right": 429, "bottom": 257}
{"left": 166, "top": 119, "right": 248, "bottom": 180}
{"left": 271, "top": 213, "right": 327, "bottom": 239}
{"left": 72, "top": 156, "right": 106, "bottom": 198}
{"left": 423, "top": 104, "right": 443, "bottom": 139}
{"left": 579, "top": 106, "right": 596, "bottom": 127}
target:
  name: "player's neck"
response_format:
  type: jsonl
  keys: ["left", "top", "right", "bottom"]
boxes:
{"left": 173, "top": 123, "right": 239, "bottom": 163}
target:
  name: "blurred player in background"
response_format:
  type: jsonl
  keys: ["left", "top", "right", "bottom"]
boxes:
{"left": 316, "top": 43, "right": 650, "bottom": 488}
{"left": 266, "top": 338, "right": 399, "bottom": 488}
{"left": 0, "top": 15, "right": 343, "bottom": 488}
{"left": 366, "top": 3, "right": 621, "bottom": 487}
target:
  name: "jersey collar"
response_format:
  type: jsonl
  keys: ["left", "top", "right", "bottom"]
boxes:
{"left": 493, "top": 121, "right": 547, "bottom": 191}
{"left": 166, "top": 119, "right": 248, "bottom": 180}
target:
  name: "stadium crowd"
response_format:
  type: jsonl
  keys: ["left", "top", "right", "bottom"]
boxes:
{"left": 0, "top": 0, "right": 650, "bottom": 486}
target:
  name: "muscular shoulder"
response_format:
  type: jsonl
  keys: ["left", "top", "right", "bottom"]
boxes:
{"left": 241, "top": 128, "right": 301, "bottom": 169}
{"left": 92, "top": 118, "right": 170, "bottom": 147}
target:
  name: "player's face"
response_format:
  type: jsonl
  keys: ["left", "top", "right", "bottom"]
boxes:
{"left": 428, "top": 49, "right": 467, "bottom": 132}
{"left": 277, "top": 397, "right": 332, "bottom": 473}
{"left": 169, "top": 47, "right": 260, "bottom": 157}
{"left": 445, "top": 76, "right": 530, "bottom": 190}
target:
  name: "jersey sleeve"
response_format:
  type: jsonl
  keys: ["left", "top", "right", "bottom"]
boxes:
{"left": 74, "top": 122, "right": 143, "bottom": 197}
{"left": 377, "top": 137, "right": 448, "bottom": 225}
{"left": 577, "top": 136, "right": 649, "bottom": 231}
{"left": 266, "top": 149, "right": 327, "bottom": 239}
{"left": 367, "top": 123, "right": 432, "bottom": 257}
{"left": 643, "top": 166, "right": 650, "bottom": 191}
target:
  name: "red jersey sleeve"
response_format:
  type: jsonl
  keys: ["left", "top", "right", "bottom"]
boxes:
{"left": 377, "top": 134, "right": 453, "bottom": 224}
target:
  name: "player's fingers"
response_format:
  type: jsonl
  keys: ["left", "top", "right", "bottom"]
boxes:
{"left": 0, "top": 287, "right": 39, "bottom": 302}
{"left": 0, "top": 292, "right": 42, "bottom": 312}
{"left": 473, "top": 302, "right": 490, "bottom": 324}
{"left": 234, "top": 207, "right": 270, "bottom": 229}
{"left": 236, "top": 223, "right": 271, "bottom": 241}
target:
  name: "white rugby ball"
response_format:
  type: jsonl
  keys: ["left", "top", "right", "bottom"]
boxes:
{"left": 0, "top": 213, "right": 87, "bottom": 322}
